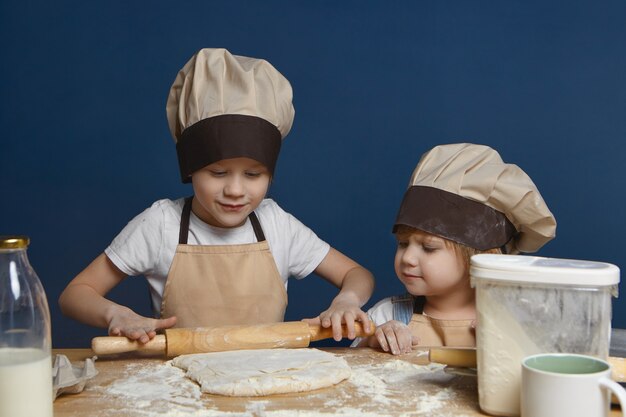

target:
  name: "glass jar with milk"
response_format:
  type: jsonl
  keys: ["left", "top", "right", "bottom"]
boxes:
{"left": 0, "top": 236, "right": 53, "bottom": 417}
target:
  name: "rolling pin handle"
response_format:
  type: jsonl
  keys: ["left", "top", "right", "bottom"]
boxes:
{"left": 91, "top": 334, "right": 167, "bottom": 355}
{"left": 429, "top": 347, "right": 477, "bottom": 368}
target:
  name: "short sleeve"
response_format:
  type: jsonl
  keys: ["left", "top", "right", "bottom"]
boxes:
{"left": 104, "top": 201, "right": 166, "bottom": 277}
{"left": 255, "top": 200, "right": 330, "bottom": 281}
{"left": 284, "top": 212, "right": 331, "bottom": 279}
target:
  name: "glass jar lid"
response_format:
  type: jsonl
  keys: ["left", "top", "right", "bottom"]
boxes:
{"left": 0, "top": 235, "right": 30, "bottom": 249}
{"left": 470, "top": 254, "right": 620, "bottom": 286}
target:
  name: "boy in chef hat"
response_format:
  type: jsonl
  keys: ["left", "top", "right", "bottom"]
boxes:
{"left": 59, "top": 48, "right": 374, "bottom": 344}
{"left": 353, "top": 143, "right": 556, "bottom": 353}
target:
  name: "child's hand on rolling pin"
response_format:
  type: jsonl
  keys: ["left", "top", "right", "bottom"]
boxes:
{"left": 303, "top": 292, "right": 371, "bottom": 342}
{"left": 106, "top": 305, "right": 177, "bottom": 344}
{"left": 366, "top": 320, "right": 419, "bottom": 355}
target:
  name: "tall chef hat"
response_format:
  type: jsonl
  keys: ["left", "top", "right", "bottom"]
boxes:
{"left": 393, "top": 143, "right": 556, "bottom": 254}
{"left": 166, "top": 48, "right": 295, "bottom": 183}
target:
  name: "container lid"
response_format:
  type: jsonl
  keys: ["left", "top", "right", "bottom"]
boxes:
{"left": 0, "top": 235, "right": 30, "bottom": 249}
{"left": 470, "top": 254, "right": 620, "bottom": 286}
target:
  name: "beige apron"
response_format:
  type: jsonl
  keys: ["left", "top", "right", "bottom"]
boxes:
{"left": 408, "top": 313, "right": 476, "bottom": 347}
{"left": 160, "top": 197, "right": 287, "bottom": 328}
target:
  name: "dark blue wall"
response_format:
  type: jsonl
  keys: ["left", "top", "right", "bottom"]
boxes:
{"left": 1, "top": 1, "right": 625, "bottom": 348}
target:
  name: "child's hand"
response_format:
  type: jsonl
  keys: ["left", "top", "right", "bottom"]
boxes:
{"left": 303, "top": 293, "right": 371, "bottom": 342}
{"left": 107, "top": 306, "right": 177, "bottom": 344}
{"left": 367, "top": 320, "right": 418, "bottom": 355}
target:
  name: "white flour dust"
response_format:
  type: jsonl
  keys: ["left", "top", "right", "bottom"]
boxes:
{"left": 91, "top": 361, "right": 207, "bottom": 415}
{"left": 89, "top": 356, "right": 463, "bottom": 416}
{"left": 346, "top": 359, "right": 455, "bottom": 413}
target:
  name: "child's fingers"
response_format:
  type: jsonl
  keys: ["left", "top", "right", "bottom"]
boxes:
{"left": 315, "top": 311, "right": 332, "bottom": 329}
{"left": 381, "top": 326, "right": 402, "bottom": 355}
{"left": 374, "top": 328, "right": 390, "bottom": 352}
{"left": 155, "top": 316, "right": 177, "bottom": 330}
{"left": 387, "top": 338, "right": 402, "bottom": 355}
{"left": 330, "top": 313, "right": 344, "bottom": 341}
{"left": 342, "top": 312, "right": 357, "bottom": 339}
{"left": 123, "top": 328, "right": 148, "bottom": 343}
{"left": 397, "top": 328, "right": 413, "bottom": 353}
{"left": 301, "top": 317, "right": 321, "bottom": 326}
{"left": 354, "top": 310, "right": 372, "bottom": 333}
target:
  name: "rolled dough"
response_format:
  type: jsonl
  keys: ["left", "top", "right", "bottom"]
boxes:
{"left": 171, "top": 348, "right": 351, "bottom": 397}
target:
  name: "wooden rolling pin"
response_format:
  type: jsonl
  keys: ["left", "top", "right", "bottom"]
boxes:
{"left": 412, "top": 347, "right": 626, "bottom": 383}
{"left": 92, "top": 321, "right": 375, "bottom": 357}
{"left": 413, "top": 347, "right": 478, "bottom": 368}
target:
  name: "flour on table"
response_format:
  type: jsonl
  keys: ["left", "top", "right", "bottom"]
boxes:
{"left": 171, "top": 348, "right": 351, "bottom": 397}
{"left": 92, "top": 352, "right": 468, "bottom": 416}
{"left": 345, "top": 359, "right": 453, "bottom": 412}
{"left": 93, "top": 361, "right": 202, "bottom": 409}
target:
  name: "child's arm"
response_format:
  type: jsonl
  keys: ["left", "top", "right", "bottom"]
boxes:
{"left": 58, "top": 253, "right": 176, "bottom": 344}
{"left": 303, "top": 248, "right": 375, "bottom": 342}
{"left": 359, "top": 320, "right": 418, "bottom": 355}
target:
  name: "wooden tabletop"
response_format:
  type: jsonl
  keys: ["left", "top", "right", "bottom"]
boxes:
{"left": 53, "top": 347, "right": 622, "bottom": 417}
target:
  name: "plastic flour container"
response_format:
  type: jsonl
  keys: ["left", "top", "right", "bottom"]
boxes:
{"left": 470, "top": 254, "right": 620, "bottom": 416}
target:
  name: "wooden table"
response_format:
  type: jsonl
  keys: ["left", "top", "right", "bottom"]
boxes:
{"left": 53, "top": 348, "right": 622, "bottom": 417}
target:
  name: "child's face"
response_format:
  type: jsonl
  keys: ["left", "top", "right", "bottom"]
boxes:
{"left": 191, "top": 157, "right": 270, "bottom": 228}
{"left": 394, "top": 230, "right": 466, "bottom": 297}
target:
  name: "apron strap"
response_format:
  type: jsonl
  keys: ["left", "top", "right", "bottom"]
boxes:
{"left": 412, "top": 295, "right": 426, "bottom": 314}
{"left": 179, "top": 196, "right": 194, "bottom": 244}
{"left": 248, "top": 211, "right": 266, "bottom": 242}
{"left": 178, "top": 196, "right": 266, "bottom": 244}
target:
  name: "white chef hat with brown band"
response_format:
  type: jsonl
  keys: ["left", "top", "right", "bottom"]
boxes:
{"left": 166, "top": 48, "right": 295, "bottom": 183}
{"left": 394, "top": 143, "right": 557, "bottom": 254}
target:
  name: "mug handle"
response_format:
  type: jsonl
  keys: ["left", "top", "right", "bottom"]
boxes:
{"left": 599, "top": 377, "right": 626, "bottom": 412}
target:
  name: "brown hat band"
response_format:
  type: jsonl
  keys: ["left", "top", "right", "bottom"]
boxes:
{"left": 393, "top": 186, "right": 517, "bottom": 250}
{"left": 176, "top": 114, "right": 282, "bottom": 183}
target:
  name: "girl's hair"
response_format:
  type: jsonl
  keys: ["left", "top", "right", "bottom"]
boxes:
{"left": 395, "top": 225, "right": 501, "bottom": 270}
{"left": 452, "top": 241, "right": 501, "bottom": 270}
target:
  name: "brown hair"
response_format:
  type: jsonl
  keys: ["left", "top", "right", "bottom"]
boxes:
{"left": 395, "top": 225, "right": 501, "bottom": 274}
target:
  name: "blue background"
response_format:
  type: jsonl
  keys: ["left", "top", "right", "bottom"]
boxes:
{"left": 1, "top": 1, "right": 625, "bottom": 348}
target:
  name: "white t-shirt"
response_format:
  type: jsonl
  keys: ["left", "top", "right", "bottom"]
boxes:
{"left": 364, "top": 297, "right": 396, "bottom": 326}
{"left": 105, "top": 198, "right": 330, "bottom": 314}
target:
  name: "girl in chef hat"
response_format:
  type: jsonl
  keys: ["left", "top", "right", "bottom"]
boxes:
{"left": 353, "top": 143, "right": 556, "bottom": 354}
{"left": 59, "top": 48, "right": 374, "bottom": 344}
